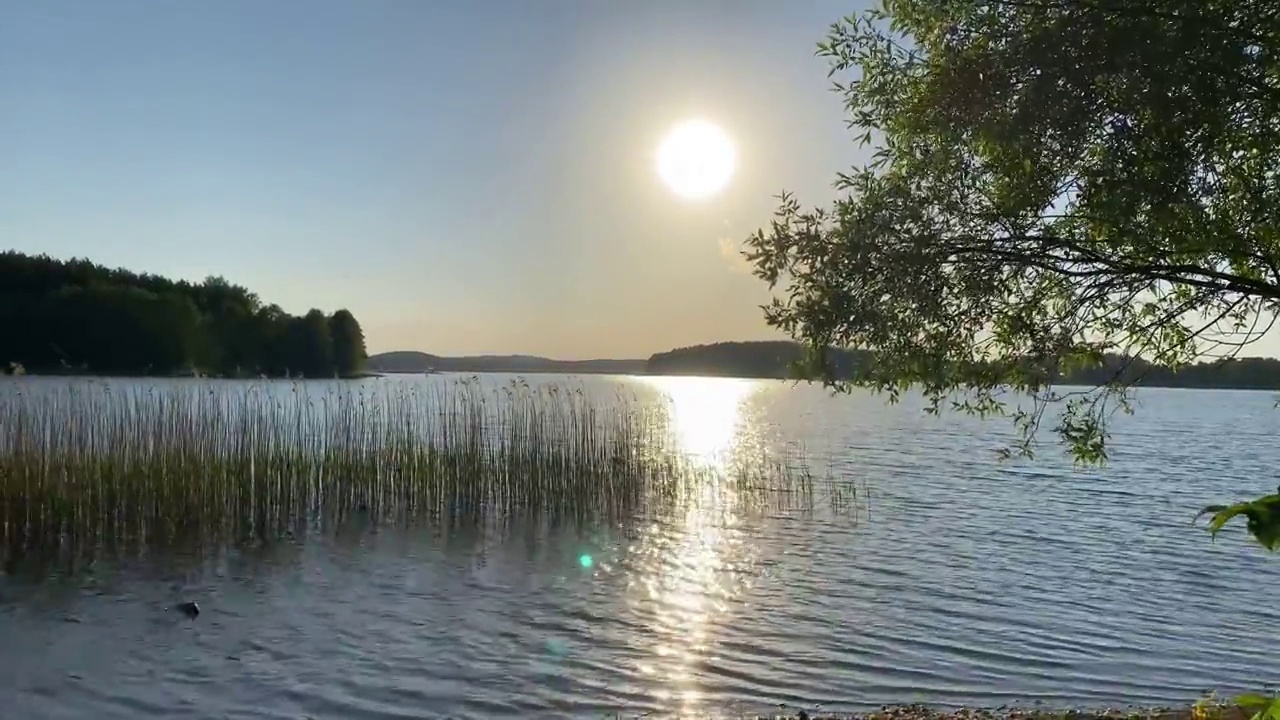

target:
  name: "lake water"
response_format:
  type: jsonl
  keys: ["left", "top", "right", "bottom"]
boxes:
{"left": 1, "top": 374, "right": 1277, "bottom": 719}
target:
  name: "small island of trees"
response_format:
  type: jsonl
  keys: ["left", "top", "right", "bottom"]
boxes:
{"left": 0, "top": 251, "right": 366, "bottom": 378}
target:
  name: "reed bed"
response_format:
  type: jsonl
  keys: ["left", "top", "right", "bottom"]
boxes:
{"left": 0, "top": 377, "right": 846, "bottom": 570}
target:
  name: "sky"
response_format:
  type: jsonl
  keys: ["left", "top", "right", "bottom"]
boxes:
{"left": 0, "top": 0, "right": 871, "bottom": 359}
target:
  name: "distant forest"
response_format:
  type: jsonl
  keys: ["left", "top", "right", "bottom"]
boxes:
{"left": 646, "top": 341, "right": 870, "bottom": 379}
{"left": 0, "top": 251, "right": 366, "bottom": 378}
{"left": 645, "top": 341, "right": 1280, "bottom": 391}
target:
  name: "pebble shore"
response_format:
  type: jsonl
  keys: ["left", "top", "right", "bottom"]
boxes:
{"left": 765, "top": 705, "right": 1251, "bottom": 720}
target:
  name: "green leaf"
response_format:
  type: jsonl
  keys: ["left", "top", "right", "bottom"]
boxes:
{"left": 1197, "top": 489, "right": 1280, "bottom": 550}
{"left": 1235, "top": 694, "right": 1274, "bottom": 709}
{"left": 1232, "top": 694, "right": 1280, "bottom": 720}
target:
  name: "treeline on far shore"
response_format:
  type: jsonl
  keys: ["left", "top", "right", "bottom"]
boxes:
{"left": 0, "top": 251, "right": 367, "bottom": 378}
{"left": 645, "top": 341, "right": 1280, "bottom": 391}
{"left": 1059, "top": 353, "right": 1280, "bottom": 390}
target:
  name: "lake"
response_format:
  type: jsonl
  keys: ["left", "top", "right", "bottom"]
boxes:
{"left": 0, "top": 374, "right": 1277, "bottom": 719}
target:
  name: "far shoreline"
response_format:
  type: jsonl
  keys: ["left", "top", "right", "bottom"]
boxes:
{"left": 6, "top": 367, "right": 1280, "bottom": 394}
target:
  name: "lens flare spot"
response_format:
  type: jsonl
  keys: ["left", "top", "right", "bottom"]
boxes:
{"left": 579, "top": 554, "right": 594, "bottom": 569}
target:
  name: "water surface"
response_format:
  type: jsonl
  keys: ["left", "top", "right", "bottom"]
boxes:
{"left": 1, "top": 374, "right": 1277, "bottom": 719}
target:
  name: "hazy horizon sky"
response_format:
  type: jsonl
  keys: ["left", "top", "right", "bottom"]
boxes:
{"left": 13, "top": 1, "right": 1276, "bottom": 363}
{"left": 1, "top": 0, "right": 875, "bottom": 359}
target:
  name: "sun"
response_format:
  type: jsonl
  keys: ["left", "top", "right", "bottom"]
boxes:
{"left": 656, "top": 119, "right": 736, "bottom": 200}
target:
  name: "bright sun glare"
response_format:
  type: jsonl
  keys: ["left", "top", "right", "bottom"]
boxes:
{"left": 656, "top": 119, "right": 736, "bottom": 200}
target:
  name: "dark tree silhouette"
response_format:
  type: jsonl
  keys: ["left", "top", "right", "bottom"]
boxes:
{"left": 328, "top": 309, "right": 368, "bottom": 378}
{"left": 282, "top": 309, "right": 335, "bottom": 378}
{"left": 647, "top": 341, "right": 871, "bottom": 379}
{"left": 0, "top": 251, "right": 367, "bottom": 378}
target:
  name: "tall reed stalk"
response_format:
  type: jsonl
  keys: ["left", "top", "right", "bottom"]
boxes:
{"left": 0, "top": 378, "right": 836, "bottom": 570}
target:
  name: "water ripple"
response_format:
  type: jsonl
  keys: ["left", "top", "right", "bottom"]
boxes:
{"left": 1, "top": 379, "right": 1279, "bottom": 718}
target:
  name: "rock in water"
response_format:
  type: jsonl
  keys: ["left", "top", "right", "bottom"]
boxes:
{"left": 175, "top": 601, "right": 200, "bottom": 618}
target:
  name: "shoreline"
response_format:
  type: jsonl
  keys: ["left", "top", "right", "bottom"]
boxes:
{"left": 764, "top": 704, "right": 1253, "bottom": 720}
{"left": 8, "top": 369, "right": 1280, "bottom": 395}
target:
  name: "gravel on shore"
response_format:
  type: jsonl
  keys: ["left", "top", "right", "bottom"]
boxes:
{"left": 760, "top": 705, "right": 1253, "bottom": 720}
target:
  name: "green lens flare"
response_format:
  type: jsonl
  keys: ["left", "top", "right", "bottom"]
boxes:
{"left": 578, "top": 554, "right": 593, "bottom": 569}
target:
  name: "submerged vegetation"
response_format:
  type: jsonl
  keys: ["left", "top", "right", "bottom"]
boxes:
{"left": 0, "top": 377, "right": 845, "bottom": 572}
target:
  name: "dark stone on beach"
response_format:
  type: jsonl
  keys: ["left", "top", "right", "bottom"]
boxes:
{"left": 174, "top": 601, "right": 199, "bottom": 618}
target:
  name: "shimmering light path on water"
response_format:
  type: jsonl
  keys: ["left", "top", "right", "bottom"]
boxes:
{"left": 0, "top": 374, "right": 1277, "bottom": 719}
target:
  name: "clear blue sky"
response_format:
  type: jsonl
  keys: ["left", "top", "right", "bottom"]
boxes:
{"left": 1, "top": 1, "right": 871, "bottom": 358}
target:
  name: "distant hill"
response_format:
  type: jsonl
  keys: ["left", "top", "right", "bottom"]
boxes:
{"left": 365, "top": 351, "right": 444, "bottom": 373}
{"left": 366, "top": 351, "right": 646, "bottom": 375}
{"left": 369, "top": 342, "right": 1280, "bottom": 390}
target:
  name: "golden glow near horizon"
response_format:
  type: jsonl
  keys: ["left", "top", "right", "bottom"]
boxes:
{"left": 655, "top": 119, "right": 736, "bottom": 200}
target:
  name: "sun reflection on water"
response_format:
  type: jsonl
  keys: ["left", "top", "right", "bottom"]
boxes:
{"left": 644, "top": 376, "right": 759, "bottom": 469}
{"left": 623, "top": 376, "right": 763, "bottom": 714}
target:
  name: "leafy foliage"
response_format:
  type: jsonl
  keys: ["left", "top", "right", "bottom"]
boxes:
{"left": 0, "top": 251, "right": 367, "bottom": 377}
{"left": 743, "top": 0, "right": 1280, "bottom": 547}
{"left": 1199, "top": 487, "right": 1280, "bottom": 550}
{"left": 1237, "top": 693, "right": 1280, "bottom": 720}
